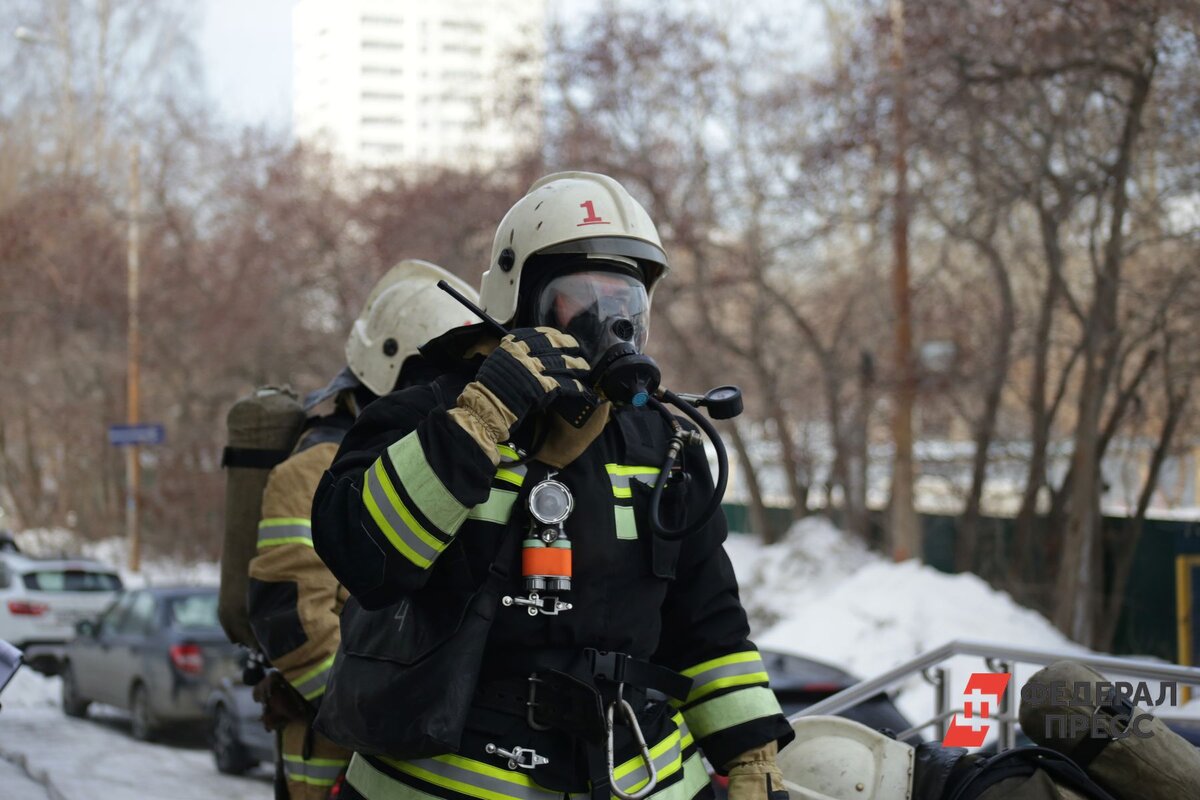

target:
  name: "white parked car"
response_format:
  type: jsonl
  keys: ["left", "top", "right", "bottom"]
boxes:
{"left": 0, "top": 552, "right": 123, "bottom": 673}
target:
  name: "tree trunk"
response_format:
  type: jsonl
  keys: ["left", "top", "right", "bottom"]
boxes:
{"left": 1054, "top": 60, "right": 1155, "bottom": 644}
{"left": 846, "top": 351, "right": 875, "bottom": 541}
{"left": 1012, "top": 258, "right": 1059, "bottom": 585}
{"left": 959, "top": 240, "right": 1015, "bottom": 573}
{"left": 1096, "top": 386, "right": 1188, "bottom": 650}
{"left": 727, "top": 420, "right": 777, "bottom": 543}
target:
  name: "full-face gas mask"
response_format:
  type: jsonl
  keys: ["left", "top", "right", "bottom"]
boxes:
{"left": 531, "top": 262, "right": 650, "bottom": 364}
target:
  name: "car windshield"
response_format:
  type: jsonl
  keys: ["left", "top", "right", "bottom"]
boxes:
{"left": 167, "top": 593, "right": 220, "bottom": 630}
{"left": 22, "top": 570, "right": 123, "bottom": 592}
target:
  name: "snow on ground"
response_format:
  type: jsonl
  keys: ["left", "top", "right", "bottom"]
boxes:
{"left": 1, "top": 668, "right": 271, "bottom": 800}
{"left": 725, "top": 517, "right": 1089, "bottom": 729}
{"left": 2, "top": 661, "right": 62, "bottom": 710}
{"left": 0, "top": 703, "right": 272, "bottom": 800}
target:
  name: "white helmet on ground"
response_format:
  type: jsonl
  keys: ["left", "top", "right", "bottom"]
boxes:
{"left": 346, "top": 260, "right": 480, "bottom": 396}
{"left": 777, "top": 717, "right": 915, "bottom": 800}
{"left": 479, "top": 171, "right": 669, "bottom": 328}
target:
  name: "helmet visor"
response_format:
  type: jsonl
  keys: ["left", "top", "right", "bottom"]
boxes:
{"left": 534, "top": 271, "right": 649, "bottom": 363}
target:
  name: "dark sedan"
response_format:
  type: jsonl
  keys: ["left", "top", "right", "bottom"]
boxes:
{"left": 60, "top": 586, "right": 241, "bottom": 740}
{"left": 760, "top": 649, "right": 915, "bottom": 739}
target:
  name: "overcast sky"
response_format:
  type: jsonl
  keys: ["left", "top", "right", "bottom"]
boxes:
{"left": 200, "top": 0, "right": 294, "bottom": 130}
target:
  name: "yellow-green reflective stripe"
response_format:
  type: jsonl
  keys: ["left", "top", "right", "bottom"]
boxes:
{"left": 257, "top": 518, "right": 313, "bottom": 549}
{"left": 682, "top": 672, "right": 770, "bottom": 705}
{"left": 258, "top": 536, "right": 314, "bottom": 549}
{"left": 495, "top": 468, "right": 525, "bottom": 487}
{"left": 468, "top": 488, "right": 519, "bottom": 525}
{"left": 681, "top": 650, "right": 762, "bottom": 677}
{"left": 349, "top": 755, "right": 444, "bottom": 800}
{"left": 349, "top": 752, "right": 707, "bottom": 800}
{"left": 364, "top": 459, "right": 438, "bottom": 568}
{"left": 496, "top": 444, "right": 521, "bottom": 461}
{"left": 613, "top": 715, "right": 690, "bottom": 792}
{"left": 614, "top": 505, "right": 638, "bottom": 540}
{"left": 635, "top": 753, "right": 709, "bottom": 800}
{"left": 284, "top": 755, "right": 347, "bottom": 784}
{"left": 606, "top": 464, "right": 661, "bottom": 477}
{"left": 682, "top": 686, "right": 782, "bottom": 740}
{"left": 387, "top": 433, "right": 469, "bottom": 534}
{"left": 284, "top": 755, "right": 352, "bottom": 767}
{"left": 385, "top": 754, "right": 562, "bottom": 800}
{"left": 290, "top": 653, "right": 336, "bottom": 699}
{"left": 260, "top": 517, "right": 311, "bottom": 528}
{"left": 677, "top": 651, "right": 769, "bottom": 704}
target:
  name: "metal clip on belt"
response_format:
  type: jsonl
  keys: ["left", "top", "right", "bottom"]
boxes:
{"left": 606, "top": 686, "right": 657, "bottom": 800}
{"left": 486, "top": 743, "right": 549, "bottom": 770}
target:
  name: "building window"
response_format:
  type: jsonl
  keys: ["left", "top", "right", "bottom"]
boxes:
{"left": 363, "top": 66, "right": 404, "bottom": 76}
{"left": 363, "top": 142, "right": 404, "bottom": 153}
{"left": 362, "top": 15, "right": 402, "bottom": 25}
{"left": 362, "top": 91, "right": 405, "bottom": 101}
{"left": 361, "top": 116, "right": 404, "bottom": 126}
{"left": 362, "top": 40, "right": 403, "bottom": 50}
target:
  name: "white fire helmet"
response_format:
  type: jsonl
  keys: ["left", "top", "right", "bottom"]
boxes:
{"left": 777, "top": 717, "right": 915, "bottom": 800}
{"left": 478, "top": 172, "right": 669, "bottom": 329}
{"left": 345, "top": 259, "right": 480, "bottom": 396}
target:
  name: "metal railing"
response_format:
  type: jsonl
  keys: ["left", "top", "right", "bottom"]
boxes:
{"left": 790, "top": 639, "right": 1200, "bottom": 749}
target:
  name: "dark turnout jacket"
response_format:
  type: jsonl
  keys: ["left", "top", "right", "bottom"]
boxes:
{"left": 311, "top": 331, "right": 791, "bottom": 800}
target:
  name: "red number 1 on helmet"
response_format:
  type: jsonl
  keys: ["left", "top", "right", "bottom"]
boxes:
{"left": 579, "top": 200, "right": 606, "bottom": 225}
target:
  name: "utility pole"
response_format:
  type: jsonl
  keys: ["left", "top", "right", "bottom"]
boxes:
{"left": 126, "top": 143, "right": 142, "bottom": 573}
{"left": 888, "top": 0, "right": 920, "bottom": 562}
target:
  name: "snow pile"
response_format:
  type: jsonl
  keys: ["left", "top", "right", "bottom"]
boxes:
{"left": 725, "top": 517, "right": 1086, "bottom": 726}
{"left": 12, "top": 529, "right": 219, "bottom": 587}
{"left": 2, "top": 665, "right": 62, "bottom": 710}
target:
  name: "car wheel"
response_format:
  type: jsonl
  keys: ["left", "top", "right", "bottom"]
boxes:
{"left": 60, "top": 663, "right": 90, "bottom": 719}
{"left": 129, "top": 683, "right": 158, "bottom": 742}
{"left": 211, "top": 702, "right": 256, "bottom": 775}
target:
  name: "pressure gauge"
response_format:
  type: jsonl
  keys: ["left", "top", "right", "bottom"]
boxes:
{"left": 528, "top": 479, "right": 574, "bottom": 526}
{"left": 703, "top": 385, "right": 743, "bottom": 420}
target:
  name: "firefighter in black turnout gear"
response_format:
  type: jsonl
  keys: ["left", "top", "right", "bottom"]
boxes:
{"left": 311, "top": 172, "right": 793, "bottom": 800}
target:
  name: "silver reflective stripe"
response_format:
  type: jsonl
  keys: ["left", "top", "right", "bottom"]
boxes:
{"left": 364, "top": 461, "right": 441, "bottom": 565}
{"left": 640, "top": 753, "right": 709, "bottom": 800}
{"left": 682, "top": 655, "right": 769, "bottom": 703}
{"left": 383, "top": 752, "right": 566, "bottom": 800}
{"left": 605, "top": 467, "right": 660, "bottom": 499}
{"left": 614, "top": 721, "right": 688, "bottom": 793}
{"left": 291, "top": 655, "right": 335, "bottom": 701}
{"left": 496, "top": 445, "right": 528, "bottom": 487}
{"left": 256, "top": 519, "right": 313, "bottom": 548}
{"left": 284, "top": 755, "right": 348, "bottom": 786}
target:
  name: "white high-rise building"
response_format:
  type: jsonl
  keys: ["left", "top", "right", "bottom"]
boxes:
{"left": 292, "top": 0, "right": 545, "bottom": 170}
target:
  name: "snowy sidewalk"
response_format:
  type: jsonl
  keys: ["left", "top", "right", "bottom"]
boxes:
{"left": 1, "top": 752, "right": 51, "bottom": 799}
{"left": 0, "top": 707, "right": 272, "bottom": 799}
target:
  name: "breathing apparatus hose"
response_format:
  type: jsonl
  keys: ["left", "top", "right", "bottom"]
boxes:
{"left": 645, "top": 389, "right": 730, "bottom": 541}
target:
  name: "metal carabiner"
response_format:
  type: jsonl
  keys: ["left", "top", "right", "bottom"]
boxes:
{"left": 606, "top": 692, "right": 658, "bottom": 800}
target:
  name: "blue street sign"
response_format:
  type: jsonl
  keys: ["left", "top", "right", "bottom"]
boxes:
{"left": 108, "top": 423, "right": 165, "bottom": 447}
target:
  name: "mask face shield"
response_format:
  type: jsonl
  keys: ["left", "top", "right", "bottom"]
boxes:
{"left": 533, "top": 270, "right": 650, "bottom": 364}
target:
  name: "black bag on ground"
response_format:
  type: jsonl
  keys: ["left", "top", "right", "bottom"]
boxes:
{"left": 314, "top": 526, "right": 519, "bottom": 758}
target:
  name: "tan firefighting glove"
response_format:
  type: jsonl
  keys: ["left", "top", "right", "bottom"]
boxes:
{"left": 450, "top": 327, "right": 599, "bottom": 464}
{"left": 726, "top": 741, "right": 790, "bottom": 800}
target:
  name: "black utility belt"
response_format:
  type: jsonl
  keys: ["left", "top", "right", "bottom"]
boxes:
{"left": 473, "top": 650, "right": 692, "bottom": 746}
